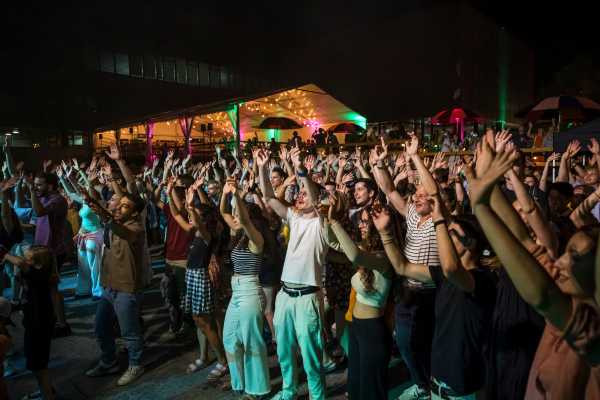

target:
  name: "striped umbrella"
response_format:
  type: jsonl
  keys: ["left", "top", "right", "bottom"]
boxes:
{"left": 516, "top": 95, "right": 600, "bottom": 122}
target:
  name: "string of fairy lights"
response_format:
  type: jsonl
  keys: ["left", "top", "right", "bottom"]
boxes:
{"left": 97, "top": 88, "right": 330, "bottom": 145}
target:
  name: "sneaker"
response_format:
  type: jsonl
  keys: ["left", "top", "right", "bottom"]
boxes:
{"left": 85, "top": 360, "right": 120, "bottom": 377}
{"left": 117, "top": 365, "right": 144, "bottom": 386}
{"left": 52, "top": 324, "right": 72, "bottom": 338}
{"left": 397, "top": 384, "right": 430, "bottom": 400}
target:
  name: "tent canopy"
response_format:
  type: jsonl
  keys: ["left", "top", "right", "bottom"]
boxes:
{"left": 554, "top": 117, "right": 600, "bottom": 152}
{"left": 95, "top": 84, "right": 367, "bottom": 145}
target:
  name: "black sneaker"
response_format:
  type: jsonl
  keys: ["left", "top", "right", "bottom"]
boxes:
{"left": 86, "top": 360, "right": 120, "bottom": 377}
{"left": 52, "top": 324, "right": 72, "bottom": 338}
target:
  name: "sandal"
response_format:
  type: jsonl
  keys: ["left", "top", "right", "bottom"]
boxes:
{"left": 207, "top": 363, "right": 228, "bottom": 382}
{"left": 186, "top": 358, "right": 208, "bottom": 374}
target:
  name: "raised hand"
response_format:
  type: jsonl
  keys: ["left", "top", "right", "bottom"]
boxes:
{"left": 588, "top": 138, "right": 600, "bottom": 155}
{"left": 304, "top": 154, "right": 316, "bottom": 171}
{"left": 15, "top": 161, "right": 24, "bottom": 173}
{"left": 289, "top": 146, "right": 302, "bottom": 170}
{"left": 89, "top": 156, "right": 98, "bottom": 172}
{"left": 279, "top": 145, "right": 289, "bottom": 161}
{"left": 406, "top": 135, "right": 419, "bottom": 156}
{"left": 152, "top": 158, "right": 160, "bottom": 169}
{"left": 255, "top": 149, "right": 269, "bottom": 168}
{"left": 466, "top": 143, "right": 519, "bottom": 206}
{"left": 495, "top": 130, "right": 512, "bottom": 153}
{"left": 395, "top": 152, "right": 407, "bottom": 168}
{"left": 166, "top": 150, "right": 175, "bottom": 161}
{"left": 370, "top": 206, "right": 391, "bottom": 232}
{"left": 72, "top": 158, "right": 80, "bottom": 170}
{"left": 182, "top": 154, "right": 192, "bottom": 166}
{"left": 43, "top": 160, "right": 53, "bottom": 172}
{"left": 565, "top": 140, "right": 581, "bottom": 159}
{"left": 546, "top": 153, "right": 561, "bottom": 164}
{"left": 223, "top": 177, "right": 238, "bottom": 195}
{"left": 105, "top": 143, "right": 122, "bottom": 161}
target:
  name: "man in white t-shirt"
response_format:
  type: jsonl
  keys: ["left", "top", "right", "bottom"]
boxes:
{"left": 257, "top": 146, "right": 329, "bottom": 400}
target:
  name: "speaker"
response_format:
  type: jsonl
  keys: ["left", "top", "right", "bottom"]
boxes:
{"left": 200, "top": 124, "right": 206, "bottom": 132}
{"left": 207, "top": 123, "right": 213, "bottom": 131}
{"left": 99, "top": 134, "right": 103, "bottom": 140}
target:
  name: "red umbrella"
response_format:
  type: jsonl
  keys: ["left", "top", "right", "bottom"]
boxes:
{"left": 431, "top": 107, "right": 483, "bottom": 125}
{"left": 516, "top": 95, "right": 600, "bottom": 122}
{"left": 431, "top": 107, "right": 483, "bottom": 141}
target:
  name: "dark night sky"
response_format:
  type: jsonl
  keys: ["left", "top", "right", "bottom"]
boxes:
{"left": 1, "top": 1, "right": 598, "bottom": 95}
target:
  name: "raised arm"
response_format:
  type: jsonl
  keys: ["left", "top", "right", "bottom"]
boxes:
{"left": 290, "top": 146, "right": 319, "bottom": 209}
{"left": 467, "top": 138, "right": 572, "bottom": 330}
{"left": 558, "top": 141, "right": 580, "bottom": 183}
{"left": 371, "top": 207, "right": 432, "bottom": 282}
{"left": 257, "top": 148, "right": 288, "bottom": 219}
{"left": 540, "top": 153, "right": 560, "bottom": 192}
{"left": 105, "top": 144, "right": 139, "bottom": 196}
{"left": 430, "top": 193, "right": 475, "bottom": 291}
{"left": 0, "top": 178, "right": 18, "bottom": 235}
{"left": 231, "top": 181, "right": 264, "bottom": 254}
{"left": 570, "top": 186, "right": 600, "bottom": 229}
{"left": 372, "top": 143, "right": 409, "bottom": 216}
{"left": 508, "top": 168, "right": 559, "bottom": 256}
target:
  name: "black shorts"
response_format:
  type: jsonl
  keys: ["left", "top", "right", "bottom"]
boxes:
{"left": 24, "top": 326, "right": 52, "bottom": 371}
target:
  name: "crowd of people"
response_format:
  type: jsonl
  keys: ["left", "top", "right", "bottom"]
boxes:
{"left": 0, "top": 127, "right": 599, "bottom": 400}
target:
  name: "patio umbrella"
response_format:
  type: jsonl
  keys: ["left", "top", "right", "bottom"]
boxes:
{"left": 431, "top": 106, "right": 483, "bottom": 141}
{"left": 431, "top": 107, "right": 483, "bottom": 125}
{"left": 516, "top": 95, "right": 600, "bottom": 122}
{"left": 257, "top": 117, "right": 303, "bottom": 130}
{"left": 328, "top": 122, "right": 366, "bottom": 134}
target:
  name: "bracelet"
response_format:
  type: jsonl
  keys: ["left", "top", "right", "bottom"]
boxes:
{"left": 377, "top": 161, "right": 386, "bottom": 169}
{"left": 433, "top": 219, "right": 446, "bottom": 227}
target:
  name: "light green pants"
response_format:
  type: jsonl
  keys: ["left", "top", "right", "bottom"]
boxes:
{"left": 223, "top": 275, "right": 271, "bottom": 396}
{"left": 274, "top": 289, "right": 325, "bottom": 400}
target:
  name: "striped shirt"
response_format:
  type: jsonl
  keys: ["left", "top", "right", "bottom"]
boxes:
{"left": 403, "top": 203, "right": 439, "bottom": 289}
{"left": 231, "top": 246, "right": 263, "bottom": 275}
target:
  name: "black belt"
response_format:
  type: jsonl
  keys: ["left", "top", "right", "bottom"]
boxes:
{"left": 430, "top": 379, "right": 459, "bottom": 399}
{"left": 282, "top": 285, "right": 319, "bottom": 297}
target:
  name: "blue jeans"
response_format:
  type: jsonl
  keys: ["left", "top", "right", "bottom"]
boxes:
{"left": 95, "top": 288, "right": 144, "bottom": 366}
{"left": 394, "top": 289, "right": 436, "bottom": 389}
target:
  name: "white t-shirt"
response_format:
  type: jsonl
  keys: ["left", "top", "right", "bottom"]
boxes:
{"left": 280, "top": 208, "right": 328, "bottom": 287}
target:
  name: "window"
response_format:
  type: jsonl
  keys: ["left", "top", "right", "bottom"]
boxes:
{"left": 187, "top": 62, "right": 199, "bottom": 86}
{"left": 198, "top": 62, "right": 209, "bottom": 86}
{"left": 162, "top": 57, "right": 176, "bottom": 82}
{"left": 100, "top": 52, "right": 115, "bottom": 73}
{"left": 220, "top": 67, "right": 229, "bottom": 88}
{"left": 176, "top": 58, "right": 187, "bottom": 84}
{"left": 129, "top": 55, "right": 143, "bottom": 77}
{"left": 115, "top": 53, "right": 129, "bottom": 75}
{"left": 209, "top": 65, "right": 221, "bottom": 88}
{"left": 68, "top": 134, "right": 84, "bottom": 146}
{"left": 143, "top": 55, "right": 156, "bottom": 79}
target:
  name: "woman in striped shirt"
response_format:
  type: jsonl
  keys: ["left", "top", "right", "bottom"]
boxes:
{"left": 220, "top": 177, "right": 271, "bottom": 398}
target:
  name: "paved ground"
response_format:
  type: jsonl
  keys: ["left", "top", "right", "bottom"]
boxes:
{"left": 4, "top": 255, "right": 411, "bottom": 399}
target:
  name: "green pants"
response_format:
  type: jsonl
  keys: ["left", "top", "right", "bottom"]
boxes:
{"left": 223, "top": 275, "right": 271, "bottom": 396}
{"left": 274, "top": 289, "right": 325, "bottom": 400}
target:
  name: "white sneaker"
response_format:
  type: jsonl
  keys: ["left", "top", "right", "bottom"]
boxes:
{"left": 117, "top": 365, "right": 144, "bottom": 386}
{"left": 397, "top": 384, "right": 430, "bottom": 400}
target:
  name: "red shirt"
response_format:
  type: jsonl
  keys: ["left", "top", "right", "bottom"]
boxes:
{"left": 164, "top": 205, "right": 193, "bottom": 262}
